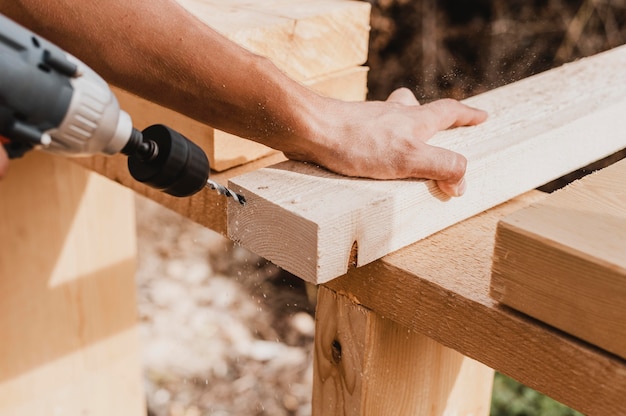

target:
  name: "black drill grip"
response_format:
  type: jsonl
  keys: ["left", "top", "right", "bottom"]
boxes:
{"left": 127, "top": 124, "right": 209, "bottom": 197}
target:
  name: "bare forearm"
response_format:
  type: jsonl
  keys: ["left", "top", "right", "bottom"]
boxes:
{"left": 0, "top": 0, "right": 488, "bottom": 196}
{"left": 0, "top": 0, "right": 326, "bottom": 150}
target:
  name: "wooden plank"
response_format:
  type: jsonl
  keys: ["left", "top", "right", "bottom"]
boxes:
{"left": 176, "top": 0, "right": 371, "bottom": 81}
{"left": 491, "top": 158, "right": 626, "bottom": 359}
{"left": 0, "top": 153, "right": 144, "bottom": 415}
{"left": 227, "top": 45, "right": 626, "bottom": 284}
{"left": 324, "top": 192, "right": 626, "bottom": 416}
{"left": 312, "top": 286, "right": 494, "bottom": 416}
{"left": 112, "top": 66, "right": 368, "bottom": 172}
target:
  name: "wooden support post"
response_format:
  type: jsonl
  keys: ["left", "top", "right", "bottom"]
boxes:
{"left": 324, "top": 192, "right": 626, "bottom": 414}
{"left": 313, "top": 286, "right": 494, "bottom": 416}
{"left": 0, "top": 153, "right": 144, "bottom": 415}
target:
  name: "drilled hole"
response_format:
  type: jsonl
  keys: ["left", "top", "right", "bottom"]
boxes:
{"left": 348, "top": 241, "right": 358, "bottom": 270}
{"left": 331, "top": 339, "right": 342, "bottom": 364}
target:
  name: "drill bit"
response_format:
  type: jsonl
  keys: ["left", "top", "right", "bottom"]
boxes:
{"left": 206, "top": 179, "right": 247, "bottom": 205}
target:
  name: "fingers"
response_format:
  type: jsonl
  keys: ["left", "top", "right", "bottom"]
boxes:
{"left": 409, "top": 142, "right": 468, "bottom": 197}
{"left": 385, "top": 97, "right": 480, "bottom": 196}
{"left": 421, "top": 98, "right": 487, "bottom": 135}
{"left": 407, "top": 99, "right": 484, "bottom": 196}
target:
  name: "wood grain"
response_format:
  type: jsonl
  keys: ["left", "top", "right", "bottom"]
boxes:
{"left": 312, "top": 286, "right": 494, "bottom": 416}
{"left": 176, "top": 0, "right": 371, "bottom": 81}
{"left": 324, "top": 192, "right": 626, "bottom": 416}
{"left": 228, "top": 45, "right": 626, "bottom": 284}
{"left": 0, "top": 153, "right": 144, "bottom": 415}
{"left": 491, "top": 158, "right": 626, "bottom": 359}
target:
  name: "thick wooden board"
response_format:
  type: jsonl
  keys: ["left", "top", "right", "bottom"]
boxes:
{"left": 324, "top": 192, "right": 626, "bottom": 416}
{"left": 313, "top": 286, "right": 494, "bottom": 416}
{"left": 176, "top": 0, "right": 371, "bottom": 81}
{"left": 491, "top": 158, "right": 626, "bottom": 359}
{"left": 228, "top": 45, "right": 626, "bottom": 284}
{"left": 0, "top": 153, "right": 144, "bottom": 415}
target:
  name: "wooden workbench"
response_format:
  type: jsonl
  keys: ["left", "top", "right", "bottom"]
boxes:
{"left": 2, "top": 1, "right": 625, "bottom": 414}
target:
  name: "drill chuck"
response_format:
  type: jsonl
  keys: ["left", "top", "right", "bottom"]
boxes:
{"left": 125, "top": 125, "right": 209, "bottom": 197}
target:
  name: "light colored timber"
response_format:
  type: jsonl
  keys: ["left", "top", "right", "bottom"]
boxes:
{"left": 176, "top": 0, "right": 370, "bottom": 81}
{"left": 491, "top": 158, "right": 626, "bottom": 359}
{"left": 0, "top": 153, "right": 144, "bottom": 415}
{"left": 112, "top": 66, "right": 368, "bottom": 172}
{"left": 312, "top": 286, "right": 494, "bottom": 416}
{"left": 324, "top": 192, "right": 626, "bottom": 416}
{"left": 227, "top": 45, "right": 626, "bottom": 284}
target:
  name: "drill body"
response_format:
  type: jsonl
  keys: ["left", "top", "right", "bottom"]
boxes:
{"left": 0, "top": 13, "right": 132, "bottom": 158}
{"left": 0, "top": 13, "right": 216, "bottom": 198}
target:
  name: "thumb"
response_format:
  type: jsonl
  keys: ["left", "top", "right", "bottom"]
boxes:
{"left": 386, "top": 88, "right": 420, "bottom": 106}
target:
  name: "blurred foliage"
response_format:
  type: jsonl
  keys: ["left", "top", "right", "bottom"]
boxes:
{"left": 365, "top": 0, "right": 626, "bottom": 101}
{"left": 491, "top": 373, "right": 584, "bottom": 416}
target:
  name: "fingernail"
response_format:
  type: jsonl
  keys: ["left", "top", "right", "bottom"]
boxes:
{"left": 455, "top": 177, "right": 467, "bottom": 197}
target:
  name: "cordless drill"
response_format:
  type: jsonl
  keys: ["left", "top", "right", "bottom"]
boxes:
{"left": 0, "top": 13, "right": 244, "bottom": 202}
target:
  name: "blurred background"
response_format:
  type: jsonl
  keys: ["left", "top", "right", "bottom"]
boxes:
{"left": 139, "top": 1, "right": 625, "bottom": 415}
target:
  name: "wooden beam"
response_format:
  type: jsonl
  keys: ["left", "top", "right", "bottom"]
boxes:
{"left": 324, "top": 192, "right": 626, "bottom": 416}
{"left": 227, "top": 45, "right": 626, "bottom": 284}
{"left": 176, "top": 0, "right": 371, "bottom": 81}
{"left": 313, "top": 286, "right": 494, "bottom": 416}
{"left": 0, "top": 153, "right": 144, "bottom": 415}
{"left": 491, "top": 158, "right": 626, "bottom": 359}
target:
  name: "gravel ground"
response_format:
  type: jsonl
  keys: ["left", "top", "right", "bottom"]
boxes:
{"left": 135, "top": 195, "right": 317, "bottom": 416}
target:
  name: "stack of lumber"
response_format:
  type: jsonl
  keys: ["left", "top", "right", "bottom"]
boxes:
{"left": 115, "top": 0, "right": 371, "bottom": 171}
{"left": 491, "top": 158, "right": 626, "bottom": 360}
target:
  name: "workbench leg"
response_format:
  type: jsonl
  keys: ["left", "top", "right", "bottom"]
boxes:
{"left": 312, "top": 286, "right": 494, "bottom": 415}
{"left": 0, "top": 153, "right": 145, "bottom": 415}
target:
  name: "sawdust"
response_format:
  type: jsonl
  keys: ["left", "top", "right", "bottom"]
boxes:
{"left": 135, "top": 2, "right": 625, "bottom": 415}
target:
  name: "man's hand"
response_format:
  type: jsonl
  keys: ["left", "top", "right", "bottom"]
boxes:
{"left": 0, "top": 145, "right": 8, "bottom": 179}
{"left": 283, "top": 88, "right": 487, "bottom": 197}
